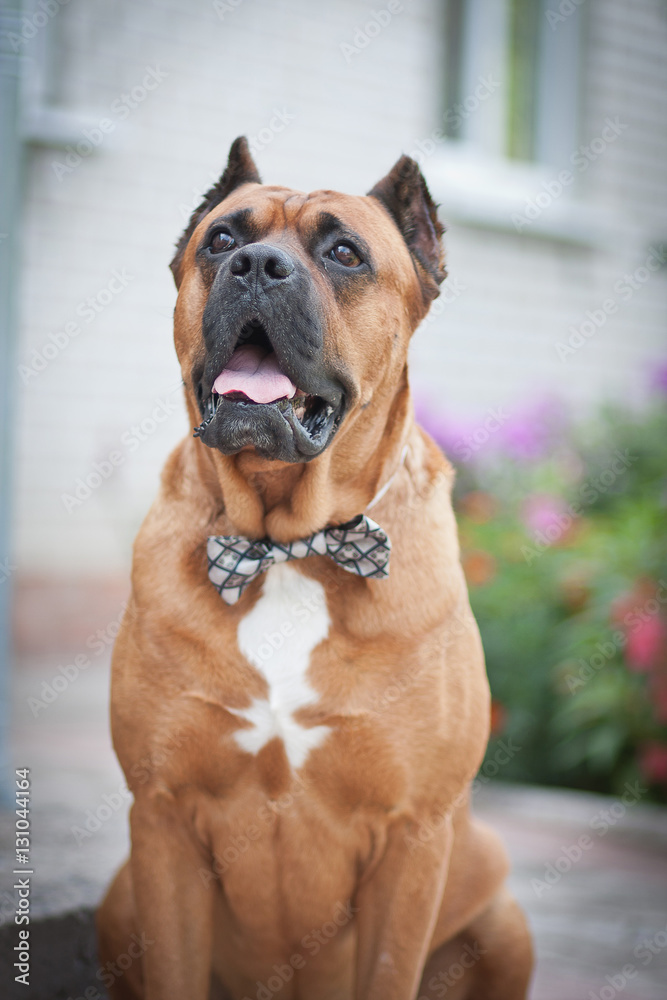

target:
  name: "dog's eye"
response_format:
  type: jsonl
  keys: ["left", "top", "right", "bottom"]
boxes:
{"left": 329, "top": 243, "right": 361, "bottom": 267}
{"left": 209, "top": 231, "right": 236, "bottom": 254}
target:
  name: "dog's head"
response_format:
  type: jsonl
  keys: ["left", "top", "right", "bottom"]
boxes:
{"left": 171, "top": 137, "right": 445, "bottom": 464}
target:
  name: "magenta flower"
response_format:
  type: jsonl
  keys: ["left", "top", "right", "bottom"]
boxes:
{"left": 649, "top": 360, "right": 667, "bottom": 395}
{"left": 625, "top": 615, "right": 666, "bottom": 672}
{"left": 522, "top": 493, "right": 571, "bottom": 536}
{"left": 414, "top": 395, "right": 567, "bottom": 465}
{"left": 639, "top": 742, "right": 667, "bottom": 785}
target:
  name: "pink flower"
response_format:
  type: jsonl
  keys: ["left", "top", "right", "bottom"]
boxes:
{"left": 522, "top": 494, "right": 570, "bottom": 537}
{"left": 625, "top": 615, "right": 666, "bottom": 672}
{"left": 414, "top": 395, "right": 566, "bottom": 465}
{"left": 496, "top": 397, "right": 565, "bottom": 462}
{"left": 639, "top": 742, "right": 667, "bottom": 785}
{"left": 649, "top": 360, "right": 667, "bottom": 395}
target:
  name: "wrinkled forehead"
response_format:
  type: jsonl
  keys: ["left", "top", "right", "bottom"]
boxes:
{"left": 192, "top": 184, "right": 402, "bottom": 255}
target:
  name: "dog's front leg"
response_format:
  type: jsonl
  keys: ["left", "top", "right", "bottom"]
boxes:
{"left": 354, "top": 814, "right": 453, "bottom": 1000}
{"left": 129, "top": 793, "right": 214, "bottom": 1000}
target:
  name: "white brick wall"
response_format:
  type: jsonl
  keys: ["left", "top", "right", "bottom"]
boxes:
{"left": 11, "top": 0, "right": 667, "bottom": 575}
{"left": 410, "top": 0, "right": 667, "bottom": 419}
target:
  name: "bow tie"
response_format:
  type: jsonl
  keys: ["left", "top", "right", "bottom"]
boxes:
{"left": 207, "top": 514, "right": 391, "bottom": 605}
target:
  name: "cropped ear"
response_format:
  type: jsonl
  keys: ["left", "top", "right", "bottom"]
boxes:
{"left": 170, "top": 136, "right": 261, "bottom": 285}
{"left": 367, "top": 155, "right": 446, "bottom": 302}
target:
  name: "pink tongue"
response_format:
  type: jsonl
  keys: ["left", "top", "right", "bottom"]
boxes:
{"left": 213, "top": 345, "right": 297, "bottom": 404}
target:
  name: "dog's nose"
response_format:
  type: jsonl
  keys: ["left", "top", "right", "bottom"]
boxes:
{"left": 229, "top": 244, "right": 295, "bottom": 286}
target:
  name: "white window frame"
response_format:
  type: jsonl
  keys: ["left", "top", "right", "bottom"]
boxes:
{"left": 425, "top": 0, "right": 625, "bottom": 248}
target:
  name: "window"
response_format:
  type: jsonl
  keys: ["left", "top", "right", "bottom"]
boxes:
{"left": 443, "top": 0, "right": 584, "bottom": 169}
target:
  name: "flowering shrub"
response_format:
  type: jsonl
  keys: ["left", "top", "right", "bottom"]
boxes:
{"left": 419, "top": 389, "right": 667, "bottom": 802}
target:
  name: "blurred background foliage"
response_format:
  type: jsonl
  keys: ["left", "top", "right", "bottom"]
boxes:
{"left": 420, "top": 374, "right": 667, "bottom": 802}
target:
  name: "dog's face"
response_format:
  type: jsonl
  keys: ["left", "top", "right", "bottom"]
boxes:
{"left": 171, "top": 138, "right": 445, "bottom": 463}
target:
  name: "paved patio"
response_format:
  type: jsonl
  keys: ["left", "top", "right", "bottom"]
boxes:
{"left": 1, "top": 651, "right": 666, "bottom": 999}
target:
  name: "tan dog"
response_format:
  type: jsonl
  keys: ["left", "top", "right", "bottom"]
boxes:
{"left": 97, "top": 137, "right": 533, "bottom": 1000}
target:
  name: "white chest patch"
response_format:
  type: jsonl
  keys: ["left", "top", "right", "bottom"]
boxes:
{"left": 230, "top": 563, "right": 331, "bottom": 769}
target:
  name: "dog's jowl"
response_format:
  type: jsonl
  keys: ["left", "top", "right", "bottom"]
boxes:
{"left": 97, "top": 137, "right": 533, "bottom": 1000}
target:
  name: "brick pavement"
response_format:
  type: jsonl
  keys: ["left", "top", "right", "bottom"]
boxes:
{"left": 1, "top": 654, "right": 666, "bottom": 999}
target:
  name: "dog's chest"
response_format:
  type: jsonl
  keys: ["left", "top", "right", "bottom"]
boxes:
{"left": 228, "top": 563, "right": 331, "bottom": 769}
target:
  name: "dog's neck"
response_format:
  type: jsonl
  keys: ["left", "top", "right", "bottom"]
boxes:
{"left": 190, "top": 381, "right": 413, "bottom": 543}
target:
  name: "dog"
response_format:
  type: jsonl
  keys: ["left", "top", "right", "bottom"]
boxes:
{"left": 97, "top": 137, "right": 533, "bottom": 1000}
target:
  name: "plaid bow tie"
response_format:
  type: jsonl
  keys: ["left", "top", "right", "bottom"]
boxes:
{"left": 207, "top": 514, "right": 391, "bottom": 604}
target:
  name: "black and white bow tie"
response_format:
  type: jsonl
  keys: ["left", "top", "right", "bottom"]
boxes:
{"left": 207, "top": 514, "right": 391, "bottom": 605}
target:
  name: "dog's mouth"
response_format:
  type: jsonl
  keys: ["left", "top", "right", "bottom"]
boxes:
{"left": 198, "top": 375, "right": 337, "bottom": 440}
{"left": 194, "top": 323, "right": 344, "bottom": 459}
